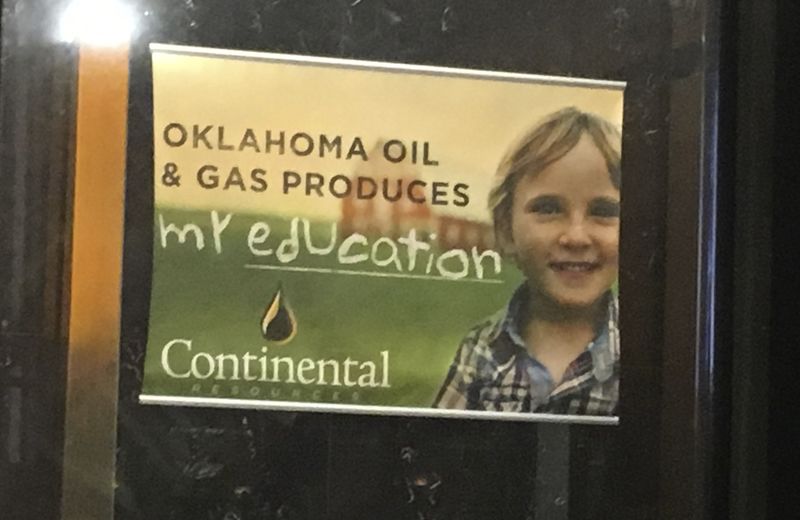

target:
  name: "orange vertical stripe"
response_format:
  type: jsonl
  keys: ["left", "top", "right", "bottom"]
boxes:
{"left": 61, "top": 44, "right": 129, "bottom": 520}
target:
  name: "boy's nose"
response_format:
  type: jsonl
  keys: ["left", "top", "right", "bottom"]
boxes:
{"left": 558, "top": 219, "right": 591, "bottom": 247}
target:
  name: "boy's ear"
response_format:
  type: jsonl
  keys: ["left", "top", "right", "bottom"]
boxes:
{"left": 494, "top": 222, "right": 516, "bottom": 258}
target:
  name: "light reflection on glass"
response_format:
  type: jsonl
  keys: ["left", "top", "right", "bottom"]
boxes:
{"left": 58, "top": 0, "right": 136, "bottom": 46}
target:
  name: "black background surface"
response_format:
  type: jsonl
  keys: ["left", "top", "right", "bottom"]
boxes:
{"left": 8, "top": 0, "right": 792, "bottom": 519}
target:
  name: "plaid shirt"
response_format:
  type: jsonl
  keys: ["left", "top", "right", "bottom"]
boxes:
{"left": 433, "top": 288, "right": 619, "bottom": 416}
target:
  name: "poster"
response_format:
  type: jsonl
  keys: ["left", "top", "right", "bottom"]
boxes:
{"left": 139, "top": 44, "right": 624, "bottom": 424}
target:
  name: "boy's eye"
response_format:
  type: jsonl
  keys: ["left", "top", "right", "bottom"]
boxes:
{"left": 527, "top": 196, "right": 562, "bottom": 215}
{"left": 589, "top": 198, "right": 620, "bottom": 218}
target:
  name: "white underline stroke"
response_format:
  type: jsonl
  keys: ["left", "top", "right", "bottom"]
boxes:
{"left": 244, "top": 263, "right": 503, "bottom": 284}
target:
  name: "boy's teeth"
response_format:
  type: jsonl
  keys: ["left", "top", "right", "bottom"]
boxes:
{"left": 555, "top": 262, "right": 593, "bottom": 271}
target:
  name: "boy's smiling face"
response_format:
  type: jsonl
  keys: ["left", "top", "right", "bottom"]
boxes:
{"left": 506, "top": 134, "right": 620, "bottom": 310}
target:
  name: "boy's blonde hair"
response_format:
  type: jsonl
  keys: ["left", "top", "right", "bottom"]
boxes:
{"left": 489, "top": 107, "right": 622, "bottom": 252}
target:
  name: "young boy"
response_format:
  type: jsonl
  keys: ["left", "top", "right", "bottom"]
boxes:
{"left": 433, "top": 107, "right": 621, "bottom": 416}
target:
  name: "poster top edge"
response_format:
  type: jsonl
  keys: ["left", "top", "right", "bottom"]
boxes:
{"left": 148, "top": 43, "right": 627, "bottom": 91}
{"left": 139, "top": 394, "right": 620, "bottom": 426}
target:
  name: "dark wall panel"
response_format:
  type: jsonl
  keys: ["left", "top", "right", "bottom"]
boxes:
{"left": 116, "top": 2, "right": 717, "bottom": 520}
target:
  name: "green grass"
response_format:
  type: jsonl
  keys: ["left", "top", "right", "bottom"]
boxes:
{"left": 143, "top": 207, "right": 521, "bottom": 408}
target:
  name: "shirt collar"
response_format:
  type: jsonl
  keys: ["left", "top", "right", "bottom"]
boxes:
{"left": 490, "top": 285, "right": 618, "bottom": 383}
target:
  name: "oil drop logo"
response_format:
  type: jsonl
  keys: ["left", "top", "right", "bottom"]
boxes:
{"left": 260, "top": 285, "right": 297, "bottom": 344}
